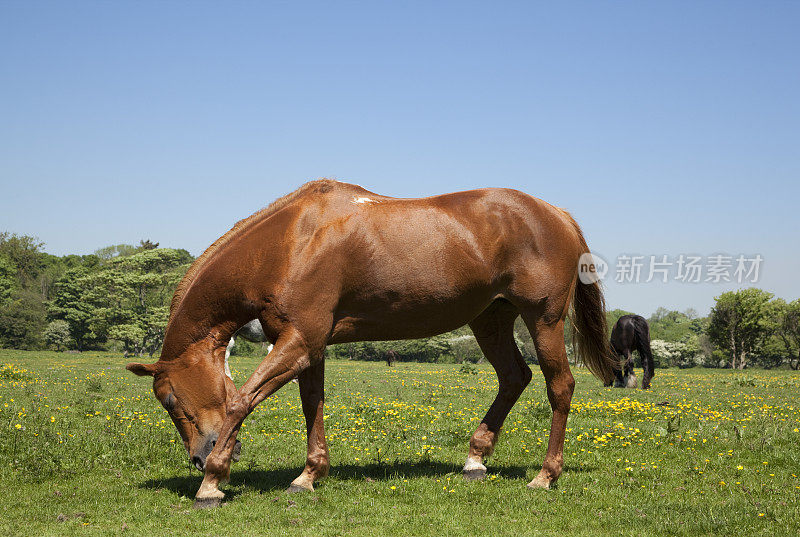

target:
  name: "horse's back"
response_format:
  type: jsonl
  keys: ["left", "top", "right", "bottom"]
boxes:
{"left": 308, "top": 182, "right": 581, "bottom": 265}
{"left": 611, "top": 315, "right": 649, "bottom": 354}
{"left": 304, "top": 184, "right": 581, "bottom": 288}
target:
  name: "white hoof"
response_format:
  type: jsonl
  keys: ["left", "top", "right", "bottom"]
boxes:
{"left": 462, "top": 457, "right": 487, "bottom": 481}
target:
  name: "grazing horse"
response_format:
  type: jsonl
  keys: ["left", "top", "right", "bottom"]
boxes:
{"left": 609, "top": 314, "right": 654, "bottom": 389}
{"left": 126, "top": 179, "right": 616, "bottom": 507}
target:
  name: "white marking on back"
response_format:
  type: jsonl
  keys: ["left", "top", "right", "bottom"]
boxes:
{"left": 352, "top": 196, "right": 376, "bottom": 204}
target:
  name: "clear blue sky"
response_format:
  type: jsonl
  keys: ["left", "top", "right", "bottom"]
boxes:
{"left": 2, "top": 1, "right": 798, "bottom": 316}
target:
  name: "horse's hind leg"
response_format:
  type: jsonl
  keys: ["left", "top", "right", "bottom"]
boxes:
{"left": 522, "top": 315, "right": 574, "bottom": 489}
{"left": 612, "top": 352, "right": 626, "bottom": 388}
{"left": 639, "top": 339, "right": 654, "bottom": 390}
{"left": 623, "top": 351, "right": 638, "bottom": 388}
{"left": 463, "top": 300, "right": 532, "bottom": 480}
{"left": 288, "top": 359, "right": 329, "bottom": 492}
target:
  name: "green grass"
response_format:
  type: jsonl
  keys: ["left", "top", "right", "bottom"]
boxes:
{"left": 1, "top": 349, "right": 799, "bottom": 536}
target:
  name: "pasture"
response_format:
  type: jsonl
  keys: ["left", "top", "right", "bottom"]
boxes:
{"left": 1, "top": 350, "right": 799, "bottom": 536}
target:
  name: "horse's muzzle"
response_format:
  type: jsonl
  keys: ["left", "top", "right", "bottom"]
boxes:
{"left": 191, "top": 438, "right": 242, "bottom": 471}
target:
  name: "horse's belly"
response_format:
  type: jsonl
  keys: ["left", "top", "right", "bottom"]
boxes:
{"left": 328, "top": 286, "right": 499, "bottom": 343}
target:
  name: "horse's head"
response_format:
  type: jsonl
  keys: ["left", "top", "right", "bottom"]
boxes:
{"left": 126, "top": 344, "right": 241, "bottom": 471}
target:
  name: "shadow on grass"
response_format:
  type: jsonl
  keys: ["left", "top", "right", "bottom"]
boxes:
{"left": 139, "top": 460, "right": 597, "bottom": 499}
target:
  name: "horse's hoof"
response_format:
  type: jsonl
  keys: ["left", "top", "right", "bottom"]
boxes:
{"left": 463, "top": 468, "right": 487, "bottom": 481}
{"left": 193, "top": 497, "right": 222, "bottom": 509}
{"left": 526, "top": 476, "right": 552, "bottom": 490}
{"left": 286, "top": 483, "right": 313, "bottom": 493}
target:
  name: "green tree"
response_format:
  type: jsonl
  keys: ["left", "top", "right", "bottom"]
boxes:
{"left": 94, "top": 244, "right": 138, "bottom": 261}
{"left": 50, "top": 248, "right": 191, "bottom": 354}
{"left": 0, "top": 254, "right": 18, "bottom": 306}
{"left": 49, "top": 267, "right": 100, "bottom": 350}
{"left": 94, "top": 248, "right": 190, "bottom": 356}
{"left": 647, "top": 308, "right": 706, "bottom": 343}
{"left": 0, "top": 232, "right": 45, "bottom": 287}
{"left": 60, "top": 254, "right": 101, "bottom": 271}
{"left": 707, "top": 288, "right": 773, "bottom": 369}
{"left": 107, "top": 324, "right": 147, "bottom": 356}
{"left": 769, "top": 298, "right": 800, "bottom": 369}
{"left": 0, "top": 234, "right": 50, "bottom": 348}
{"left": 0, "top": 289, "right": 47, "bottom": 349}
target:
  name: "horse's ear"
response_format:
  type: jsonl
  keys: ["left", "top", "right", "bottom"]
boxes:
{"left": 126, "top": 362, "right": 158, "bottom": 377}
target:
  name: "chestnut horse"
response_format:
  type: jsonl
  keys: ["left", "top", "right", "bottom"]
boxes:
{"left": 127, "top": 179, "right": 616, "bottom": 507}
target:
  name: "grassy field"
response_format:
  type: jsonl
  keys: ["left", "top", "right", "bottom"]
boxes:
{"left": 1, "top": 349, "right": 799, "bottom": 536}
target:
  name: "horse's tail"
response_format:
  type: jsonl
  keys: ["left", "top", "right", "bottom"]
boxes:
{"left": 562, "top": 213, "right": 618, "bottom": 385}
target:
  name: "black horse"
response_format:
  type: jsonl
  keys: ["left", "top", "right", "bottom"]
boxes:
{"left": 608, "top": 315, "right": 654, "bottom": 389}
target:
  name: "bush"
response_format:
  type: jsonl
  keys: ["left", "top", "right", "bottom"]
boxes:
{"left": 327, "top": 336, "right": 454, "bottom": 363}
{"left": 230, "top": 338, "right": 257, "bottom": 356}
{"left": 43, "top": 320, "right": 71, "bottom": 351}
{"left": 459, "top": 363, "right": 478, "bottom": 374}
{"left": 230, "top": 339, "right": 271, "bottom": 357}
{"left": 450, "top": 335, "right": 483, "bottom": 363}
{"left": 650, "top": 339, "right": 701, "bottom": 368}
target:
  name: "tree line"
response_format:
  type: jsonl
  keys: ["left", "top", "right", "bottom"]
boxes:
{"left": 0, "top": 232, "right": 191, "bottom": 356}
{"left": 1, "top": 232, "right": 798, "bottom": 368}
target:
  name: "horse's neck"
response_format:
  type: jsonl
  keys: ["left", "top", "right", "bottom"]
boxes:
{"left": 161, "top": 284, "right": 256, "bottom": 362}
{"left": 160, "top": 313, "right": 233, "bottom": 361}
{"left": 161, "top": 207, "right": 293, "bottom": 361}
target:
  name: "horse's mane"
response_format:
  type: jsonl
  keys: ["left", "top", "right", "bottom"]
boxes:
{"left": 166, "top": 179, "right": 338, "bottom": 327}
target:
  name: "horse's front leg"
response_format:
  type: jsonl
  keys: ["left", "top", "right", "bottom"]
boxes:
{"left": 287, "top": 359, "right": 329, "bottom": 492}
{"left": 194, "top": 328, "right": 312, "bottom": 508}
